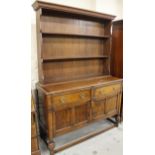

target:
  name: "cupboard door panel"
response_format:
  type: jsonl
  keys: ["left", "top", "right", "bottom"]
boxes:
{"left": 105, "top": 96, "right": 118, "bottom": 114}
{"left": 52, "top": 90, "right": 90, "bottom": 110}
{"left": 54, "top": 108, "right": 72, "bottom": 133}
{"left": 92, "top": 100, "right": 105, "bottom": 119}
{"left": 74, "top": 103, "right": 89, "bottom": 125}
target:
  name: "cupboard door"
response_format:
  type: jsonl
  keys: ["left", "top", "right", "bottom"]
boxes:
{"left": 105, "top": 95, "right": 118, "bottom": 115}
{"left": 74, "top": 103, "right": 90, "bottom": 126}
{"left": 92, "top": 100, "right": 105, "bottom": 120}
{"left": 54, "top": 108, "right": 72, "bottom": 135}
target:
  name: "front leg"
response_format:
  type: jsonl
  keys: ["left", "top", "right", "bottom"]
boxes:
{"left": 115, "top": 115, "right": 120, "bottom": 127}
{"left": 48, "top": 141, "right": 55, "bottom": 155}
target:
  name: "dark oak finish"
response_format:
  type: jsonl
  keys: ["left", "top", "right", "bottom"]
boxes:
{"left": 111, "top": 20, "right": 123, "bottom": 121}
{"left": 32, "top": 1, "right": 123, "bottom": 154}
{"left": 111, "top": 20, "right": 123, "bottom": 78}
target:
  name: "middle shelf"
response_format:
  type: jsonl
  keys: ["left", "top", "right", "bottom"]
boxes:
{"left": 41, "top": 56, "right": 109, "bottom": 62}
{"left": 42, "top": 32, "right": 111, "bottom": 39}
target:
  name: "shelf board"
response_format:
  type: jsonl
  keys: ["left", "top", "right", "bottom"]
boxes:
{"left": 42, "top": 56, "right": 109, "bottom": 62}
{"left": 42, "top": 32, "right": 111, "bottom": 39}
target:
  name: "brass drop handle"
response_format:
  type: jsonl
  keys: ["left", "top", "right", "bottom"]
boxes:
{"left": 60, "top": 97, "right": 65, "bottom": 104}
{"left": 80, "top": 93, "right": 85, "bottom": 99}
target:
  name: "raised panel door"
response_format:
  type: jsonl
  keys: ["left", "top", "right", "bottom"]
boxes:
{"left": 74, "top": 103, "right": 90, "bottom": 126}
{"left": 92, "top": 100, "right": 105, "bottom": 120}
{"left": 54, "top": 108, "right": 72, "bottom": 135}
{"left": 105, "top": 95, "right": 118, "bottom": 115}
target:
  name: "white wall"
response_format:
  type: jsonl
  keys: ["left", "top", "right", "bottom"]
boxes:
{"left": 31, "top": 1, "right": 37, "bottom": 89}
{"left": 96, "top": 0, "right": 123, "bottom": 20}
{"left": 36, "top": 0, "right": 96, "bottom": 10}
{"left": 31, "top": 0, "right": 123, "bottom": 89}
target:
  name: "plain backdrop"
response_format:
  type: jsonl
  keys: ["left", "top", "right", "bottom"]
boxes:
{"left": 0, "top": 0, "right": 155, "bottom": 155}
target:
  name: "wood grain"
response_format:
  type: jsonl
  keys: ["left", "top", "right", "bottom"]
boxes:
{"left": 111, "top": 20, "right": 123, "bottom": 121}
{"left": 42, "top": 36, "right": 105, "bottom": 59}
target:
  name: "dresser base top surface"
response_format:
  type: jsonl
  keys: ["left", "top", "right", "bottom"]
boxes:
{"left": 37, "top": 75, "right": 122, "bottom": 94}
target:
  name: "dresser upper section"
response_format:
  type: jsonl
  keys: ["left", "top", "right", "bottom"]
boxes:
{"left": 33, "top": 1, "right": 116, "bottom": 84}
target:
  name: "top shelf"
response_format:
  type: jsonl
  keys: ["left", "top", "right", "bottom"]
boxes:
{"left": 42, "top": 32, "right": 111, "bottom": 39}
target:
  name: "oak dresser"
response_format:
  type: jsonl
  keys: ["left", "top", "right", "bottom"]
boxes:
{"left": 32, "top": 1, "right": 123, "bottom": 154}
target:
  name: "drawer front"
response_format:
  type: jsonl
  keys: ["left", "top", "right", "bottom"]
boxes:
{"left": 93, "top": 83, "right": 121, "bottom": 101}
{"left": 52, "top": 90, "right": 90, "bottom": 110}
{"left": 31, "top": 137, "right": 38, "bottom": 152}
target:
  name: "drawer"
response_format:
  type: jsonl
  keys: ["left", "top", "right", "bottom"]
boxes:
{"left": 31, "top": 137, "right": 38, "bottom": 152}
{"left": 31, "top": 113, "right": 37, "bottom": 137}
{"left": 52, "top": 90, "right": 90, "bottom": 110}
{"left": 93, "top": 83, "right": 121, "bottom": 101}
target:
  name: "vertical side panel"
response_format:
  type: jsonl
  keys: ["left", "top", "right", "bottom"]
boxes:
{"left": 36, "top": 9, "right": 44, "bottom": 83}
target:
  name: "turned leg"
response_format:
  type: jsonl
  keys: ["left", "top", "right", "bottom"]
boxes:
{"left": 48, "top": 141, "right": 55, "bottom": 155}
{"left": 115, "top": 115, "right": 121, "bottom": 127}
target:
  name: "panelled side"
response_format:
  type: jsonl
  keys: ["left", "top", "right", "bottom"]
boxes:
{"left": 36, "top": 9, "right": 44, "bottom": 83}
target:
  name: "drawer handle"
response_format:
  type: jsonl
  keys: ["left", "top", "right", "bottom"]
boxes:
{"left": 60, "top": 97, "right": 65, "bottom": 104}
{"left": 80, "top": 93, "right": 85, "bottom": 99}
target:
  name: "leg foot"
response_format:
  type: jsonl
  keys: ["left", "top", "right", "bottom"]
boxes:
{"left": 48, "top": 141, "right": 55, "bottom": 155}
{"left": 115, "top": 115, "right": 120, "bottom": 127}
